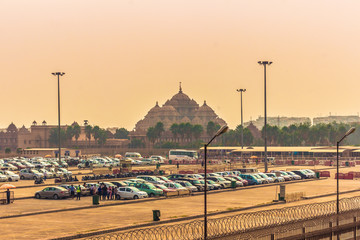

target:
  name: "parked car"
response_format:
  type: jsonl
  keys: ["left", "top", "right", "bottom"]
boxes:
{"left": 265, "top": 173, "right": 285, "bottom": 182}
{"left": 207, "top": 177, "right": 231, "bottom": 188}
{"left": 129, "top": 182, "right": 163, "bottom": 197}
{"left": 0, "top": 163, "right": 17, "bottom": 171}
{"left": 0, "top": 174, "right": 7, "bottom": 182}
{"left": 0, "top": 170, "right": 19, "bottom": 181}
{"left": 116, "top": 187, "right": 148, "bottom": 200}
{"left": 163, "top": 182, "right": 190, "bottom": 195}
{"left": 224, "top": 177, "right": 244, "bottom": 187}
{"left": 154, "top": 184, "right": 178, "bottom": 197}
{"left": 137, "top": 175, "right": 166, "bottom": 185}
{"left": 286, "top": 171, "right": 302, "bottom": 180}
{"left": 150, "top": 155, "right": 166, "bottom": 163}
{"left": 167, "top": 174, "right": 186, "bottom": 181}
{"left": 257, "top": 173, "right": 275, "bottom": 183}
{"left": 175, "top": 180, "right": 198, "bottom": 192}
{"left": 179, "top": 178, "right": 206, "bottom": 191}
{"left": 111, "top": 181, "right": 128, "bottom": 187}
{"left": 205, "top": 180, "right": 222, "bottom": 190}
{"left": 35, "top": 186, "right": 70, "bottom": 199}
{"left": 239, "top": 174, "right": 263, "bottom": 185}
{"left": 19, "top": 169, "right": 44, "bottom": 180}
{"left": 37, "top": 169, "right": 54, "bottom": 179}
{"left": 59, "top": 184, "right": 91, "bottom": 196}
{"left": 157, "top": 176, "right": 172, "bottom": 183}
{"left": 291, "top": 170, "right": 311, "bottom": 179}
{"left": 228, "top": 175, "right": 249, "bottom": 186}
{"left": 303, "top": 169, "right": 316, "bottom": 178}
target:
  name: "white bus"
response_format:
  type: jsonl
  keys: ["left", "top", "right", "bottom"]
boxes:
{"left": 169, "top": 149, "right": 198, "bottom": 161}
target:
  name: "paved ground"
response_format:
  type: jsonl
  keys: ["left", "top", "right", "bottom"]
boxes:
{"left": 1, "top": 164, "right": 360, "bottom": 239}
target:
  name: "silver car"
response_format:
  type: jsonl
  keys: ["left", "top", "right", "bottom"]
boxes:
{"left": 35, "top": 186, "right": 71, "bottom": 199}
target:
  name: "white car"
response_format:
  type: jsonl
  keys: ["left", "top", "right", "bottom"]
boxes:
{"left": 116, "top": 187, "right": 148, "bottom": 200}
{"left": 37, "top": 169, "right": 54, "bottom": 179}
{"left": 0, "top": 174, "right": 7, "bottom": 182}
{"left": 0, "top": 170, "right": 19, "bottom": 181}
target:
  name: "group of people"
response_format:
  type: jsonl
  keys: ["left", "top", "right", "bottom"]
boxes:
{"left": 84, "top": 183, "right": 117, "bottom": 200}
{"left": 69, "top": 185, "right": 82, "bottom": 200}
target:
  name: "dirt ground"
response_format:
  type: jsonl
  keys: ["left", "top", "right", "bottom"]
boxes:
{"left": 1, "top": 164, "right": 360, "bottom": 239}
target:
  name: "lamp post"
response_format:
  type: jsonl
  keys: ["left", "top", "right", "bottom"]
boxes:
{"left": 336, "top": 127, "right": 355, "bottom": 215}
{"left": 204, "top": 125, "right": 228, "bottom": 240}
{"left": 258, "top": 61, "right": 272, "bottom": 172}
{"left": 236, "top": 89, "right": 246, "bottom": 149}
{"left": 52, "top": 72, "right": 65, "bottom": 165}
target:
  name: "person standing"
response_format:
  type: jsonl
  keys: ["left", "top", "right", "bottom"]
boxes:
{"left": 70, "top": 185, "right": 75, "bottom": 199}
{"left": 6, "top": 189, "right": 11, "bottom": 204}
{"left": 76, "top": 185, "right": 81, "bottom": 200}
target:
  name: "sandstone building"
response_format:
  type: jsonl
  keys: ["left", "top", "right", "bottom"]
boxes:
{"left": 129, "top": 84, "right": 227, "bottom": 141}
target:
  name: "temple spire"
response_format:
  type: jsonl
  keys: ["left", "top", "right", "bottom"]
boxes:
{"left": 179, "top": 82, "right": 182, "bottom": 93}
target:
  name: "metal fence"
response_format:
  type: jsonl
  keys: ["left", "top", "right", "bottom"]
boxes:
{"left": 86, "top": 196, "right": 360, "bottom": 240}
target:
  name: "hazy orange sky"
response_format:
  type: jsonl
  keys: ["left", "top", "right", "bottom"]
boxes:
{"left": 1, "top": 1, "right": 360, "bottom": 130}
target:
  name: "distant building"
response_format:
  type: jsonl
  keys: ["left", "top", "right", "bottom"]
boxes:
{"left": 313, "top": 115, "right": 360, "bottom": 125}
{"left": 245, "top": 116, "right": 311, "bottom": 130}
{"left": 129, "top": 84, "right": 227, "bottom": 142}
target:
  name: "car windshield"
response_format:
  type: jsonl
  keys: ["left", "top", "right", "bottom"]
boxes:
{"left": 259, "top": 174, "right": 266, "bottom": 178}
{"left": 218, "top": 177, "right": 226, "bottom": 181}
{"left": 192, "top": 180, "right": 200, "bottom": 184}
{"left": 207, "top": 180, "right": 215, "bottom": 184}
{"left": 174, "top": 183, "right": 182, "bottom": 188}
{"left": 199, "top": 180, "right": 205, "bottom": 184}
{"left": 281, "top": 172, "right": 289, "bottom": 176}
{"left": 156, "top": 185, "right": 167, "bottom": 189}
{"left": 6, "top": 171, "right": 15, "bottom": 175}
{"left": 148, "top": 184, "right": 156, "bottom": 189}
{"left": 252, "top": 175, "right": 260, "bottom": 179}
{"left": 184, "top": 182, "right": 192, "bottom": 186}
{"left": 32, "top": 170, "right": 40, "bottom": 174}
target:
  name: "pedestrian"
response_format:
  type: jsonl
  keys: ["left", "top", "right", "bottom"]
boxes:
{"left": 114, "top": 187, "right": 118, "bottom": 200}
{"left": 97, "top": 185, "right": 102, "bottom": 197}
{"left": 76, "top": 185, "right": 81, "bottom": 200}
{"left": 107, "top": 187, "right": 111, "bottom": 200}
{"left": 102, "top": 185, "right": 107, "bottom": 201}
{"left": 177, "top": 162, "right": 179, "bottom": 169}
{"left": 6, "top": 189, "right": 11, "bottom": 204}
{"left": 70, "top": 185, "right": 75, "bottom": 199}
{"left": 111, "top": 187, "right": 115, "bottom": 199}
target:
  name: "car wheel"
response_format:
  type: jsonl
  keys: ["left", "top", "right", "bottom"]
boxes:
{"left": 149, "top": 193, "right": 155, "bottom": 198}
{"left": 53, "top": 194, "right": 59, "bottom": 200}
{"left": 275, "top": 179, "right": 279, "bottom": 183}
{"left": 8, "top": 178, "right": 12, "bottom": 182}
{"left": 133, "top": 195, "right": 139, "bottom": 199}
{"left": 20, "top": 176, "right": 25, "bottom": 180}
{"left": 35, "top": 193, "right": 41, "bottom": 199}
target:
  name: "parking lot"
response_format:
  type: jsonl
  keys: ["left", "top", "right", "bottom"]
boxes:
{"left": 1, "top": 164, "right": 360, "bottom": 239}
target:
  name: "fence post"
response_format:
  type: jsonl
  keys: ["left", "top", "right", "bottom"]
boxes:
{"left": 271, "top": 233, "right": 275, "bottom": 240}
{"left": 354, "top": 217, "right": 357, "bottom": 239}
{"left": 329, "top": 221, "right": 333, "bottom": 240}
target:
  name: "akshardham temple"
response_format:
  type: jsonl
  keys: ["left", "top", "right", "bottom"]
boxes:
{"left": 129, "top": 84, "right": 227, "bottom": 140}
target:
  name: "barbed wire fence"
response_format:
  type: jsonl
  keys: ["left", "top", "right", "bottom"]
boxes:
{"left": 86, "top": 196, "right": 360, "bottom": 240}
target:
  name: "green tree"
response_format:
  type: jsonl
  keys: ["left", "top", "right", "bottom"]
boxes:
{"left": 129, "top": 139, "right": 145, "bottom": 148}
{"left": 5, "top": 147, "right": 11, "bottom": 154}
{"left": 98, "top": 129, "right": 108, "bottom": 145}
{"left": 154, "top": 122, "right": 165, "bottom": 140}
{"left": 170, "top": 124, "right": 179, "bottom": 141}
{"left": 72, "top": 123, "right": 81, "bottom": 146}
{"left": 48, "top": 128, "right": 67, "bottom": 146}
{"left": 85, "top": 125, "right": 92, "bottom": 147}
{"left": 147, "top": 127, "right": 157, "bottom": 144}
{"left": 66, "top": 126, "right": 74, "bottom": 146}
{"left": 92, "top": 126, "right": 101, "bottom": 144}
{"left": 192, "top": 124, "right": 204, "bottom": 140}
{"left": 207, "top": 121, "right": 220, "bottom": 137}
{"left": 114, "top": 128, "right": 129, "bottom": 139}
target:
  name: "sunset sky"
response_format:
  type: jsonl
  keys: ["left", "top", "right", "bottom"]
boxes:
{"left": 1, "top": 1, "right": 360, "bottom": 130}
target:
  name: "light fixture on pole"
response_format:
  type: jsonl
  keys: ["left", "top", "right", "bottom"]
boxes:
{"left": 236, "top": 89, "right": 246, "bottom": 149}
{"left": 52, "top": 72, "right": 65, "bottom": 165}
{"left": 258, "top": 61, "right": 272, "bottom": 172}
{"left": 204, "top": 125, "right": 228, "bottom": 240}
{"left": 336, "top": 127, "right": 355, "bottom": 215}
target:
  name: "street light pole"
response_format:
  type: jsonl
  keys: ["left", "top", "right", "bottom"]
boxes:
{"left": 258, "top": 61, "right": 272, "bottom": 172}
{"left": 236, "top": 89, "right": 246, "bottom": 149}
{"left": 52, "top": 72, "right": 65, "bottom": 165}
{"left": 204, "top": 125, "right": 228, "bottom": 240}
{"left": 336, "top": 127, "right": 355, "bottom": 215}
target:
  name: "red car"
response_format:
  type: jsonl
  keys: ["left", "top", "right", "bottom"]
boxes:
{"left": 154, "top": 184, "right": 178, "bottom": 197}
